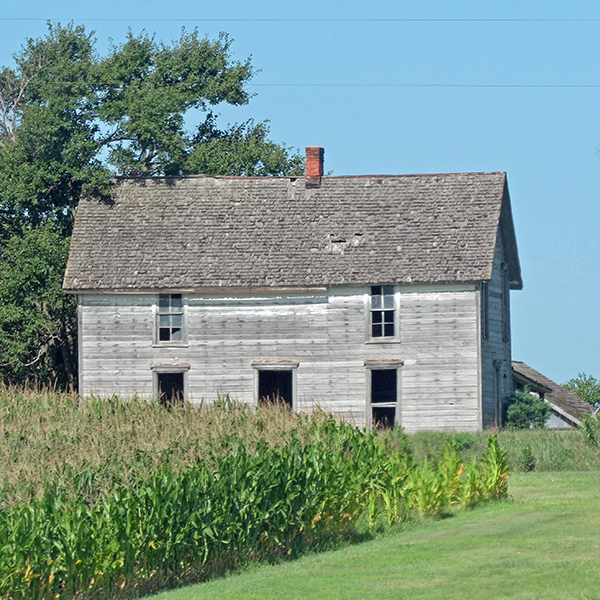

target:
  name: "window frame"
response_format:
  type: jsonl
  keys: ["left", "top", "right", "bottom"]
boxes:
{"left": 364, "top": 359, "right": 403, "bottom": 430}
{"left": 153, "top": 293, "right": 188, "bottom": 347}
{"left": 251, "top": 360, "right": 299, "bottom": 411}
{"left": 501, "top": 263, "right": 510, "bottom": 342}
{"left": 480, "top": 280, "right": 489, "bottom": 340}
{"left": 151, "top": 363, "right": 190, "bottom": 404}
{"left": 365, "top": 285, "right": 400, "bottom": 343}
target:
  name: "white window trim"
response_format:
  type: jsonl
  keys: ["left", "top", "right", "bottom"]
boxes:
{"left": 251, "top": 360, "right": 299, "bottom": 411}
{"left": 153, "top": 293, "right": 189, "bottom": 347}
{"left": 364, "top": 359, "right": 403, "bottom": 430}
{"left": 151, "top": 363, "right": 190, "bottom": 403}
{"left": 365, "top": 285, "right": 400, "bottom": 343}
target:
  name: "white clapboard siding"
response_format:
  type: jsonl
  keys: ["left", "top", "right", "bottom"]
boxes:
{"left": 398, "top": 286, "right": 480, "bottom": 432}
{"left": 79, "top": 282, "right": 487, "bottom": 432}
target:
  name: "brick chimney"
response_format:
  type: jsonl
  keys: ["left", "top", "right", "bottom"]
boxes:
{"left": 305, "top": 147, "right": 324, "bottom": 187}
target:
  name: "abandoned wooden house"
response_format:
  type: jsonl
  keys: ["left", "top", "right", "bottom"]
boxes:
{"left": 63, "top": 147, "right": 523, "bottom": 432}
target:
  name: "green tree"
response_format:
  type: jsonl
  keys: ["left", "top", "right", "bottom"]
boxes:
{"left": 563, "top": 373, "right": 600, "bottom": 406}
{"left": 186, "top": 114, "right": 304, "bottom": 176}
{"left": 0, "top": 24, "right": 104, "bottom": 237}
{"left": 503, "top": 387, "right": 550, "bottom": 430}
{"left": 0, "top": 225, "right": 75, "bottom": 387}
{"left": 0, "top": 23, "right": 303, "bottom": 386}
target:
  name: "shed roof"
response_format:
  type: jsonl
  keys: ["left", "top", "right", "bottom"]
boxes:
{"left": 512, "top": 361, "right": 594, "bottom": 424}
{"left": 64, "top": 172, "right": 522, "bottom": 292}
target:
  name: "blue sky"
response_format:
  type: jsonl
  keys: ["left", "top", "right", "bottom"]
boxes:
{"left": 1, "top": 1, "right": 599, "bottom": 384}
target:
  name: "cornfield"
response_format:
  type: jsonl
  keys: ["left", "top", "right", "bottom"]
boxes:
{"left": 0, "top": 388, "right": 509, "bottom": 599}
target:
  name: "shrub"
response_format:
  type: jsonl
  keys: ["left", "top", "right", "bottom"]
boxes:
{"left": 448, "top": 432, "right": 475, "bottom": 452}
{"left": 581, "top": 413, "right": 600, "bottom": 448}
{"left": 504, "top": 387, "right": 550, "bottom": 430}
{"left": 517, "top": 442, "right": 536, "bottom": 471}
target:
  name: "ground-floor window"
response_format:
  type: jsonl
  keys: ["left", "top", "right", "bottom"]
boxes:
{"left": 258, "top": 370, "right": 293, "bottom": 407}
{"left": 157, "top": 372, "right": 184, "bottom": 406}
{"left": 365, "top": 360, "right": 403, "bottom": 429}
{"left": 252, "top": 360, "right": 299, "bottom": 410}
{"left": 151, "top": 364, "right": 190, "bottom": 407}
{"left": 371, "top": 369, "right": 397, "bottom": 427}
{"left": 494, "top": 360, "right": 502, "bottom": 427}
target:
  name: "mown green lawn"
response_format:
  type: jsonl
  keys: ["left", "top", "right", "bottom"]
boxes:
{"left": 142, "top": 472, "right": 600, "bottom": 600}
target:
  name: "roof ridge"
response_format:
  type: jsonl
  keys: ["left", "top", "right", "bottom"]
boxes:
{"left": 113, "top": 171, "right": 506, "bottom": 182}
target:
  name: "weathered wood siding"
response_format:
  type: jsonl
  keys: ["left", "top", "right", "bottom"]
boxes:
{"left": 79, "top": 283, "right": 482, "bottom": 432}
{"left": 399, "top": 285, "right": 480, "bottom": 432}
{"left": 480, "top": 227, "right": 514, "bottom": 427}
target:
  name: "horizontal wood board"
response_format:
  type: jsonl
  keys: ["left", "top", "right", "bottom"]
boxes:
{"left": 79, "top": 283, "right": 485, "bottom": 431}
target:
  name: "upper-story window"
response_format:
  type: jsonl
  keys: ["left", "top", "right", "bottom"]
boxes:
{"left": 157, "top": 293, "right": 184, "bottom": 343}
{"left": 501, "top": 264, "right": 510, "bottom": 342}
{"left": 481, "top": 281, "right": 489, "bottom": 340}
{"left": 370, "top": 285, "right": 396, "bottom": 339}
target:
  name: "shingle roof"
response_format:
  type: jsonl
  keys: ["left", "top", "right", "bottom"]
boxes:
{"left": 512, "top": 361, "right": 594, "bottom": 424}
{"left": 64, "top": 172, "right": 522, "bottom": 292}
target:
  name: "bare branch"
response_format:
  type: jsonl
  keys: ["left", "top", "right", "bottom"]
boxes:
{"left": 0, "top": 330, "right": 60, "bottom": 368}
{"left": 0, "top": 56, "right": 43, "bottom": 146}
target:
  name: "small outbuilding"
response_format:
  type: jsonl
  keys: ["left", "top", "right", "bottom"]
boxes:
{"left": 512, "top": 361, "right": 594, "bottom": 428}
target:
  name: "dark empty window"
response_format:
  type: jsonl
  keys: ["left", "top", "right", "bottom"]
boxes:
{"left": 157, "top": 372, "right": 184, "bottom": 407}
{"left": 481, "top": 281, "right": 489, "bottom": 339}
{"left": 158, "top": 294, "right": 183, "bottom": 342}
{"left": 258, "top": 370, "right": 293, "bottom": 408}
{"left": 371, "top": 369, "right": 397, "bottom": 428}
{"left": 501, "top": 264, "right": 510, "bottom": 342}
{"left": 370, "top": 285, "right": 395, "bottom": 338}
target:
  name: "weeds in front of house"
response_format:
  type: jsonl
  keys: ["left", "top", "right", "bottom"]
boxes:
{"left": 517, "top": 443, "right": 536, "bottom": 471}
{"left": 581, "top": 412, "right": 600, "bottom": 448}
{"left": 0, "top": 387, "right": 510, "bottom": 600}
{"left": 381, "top": 427, "right": 600, "bottom": 472}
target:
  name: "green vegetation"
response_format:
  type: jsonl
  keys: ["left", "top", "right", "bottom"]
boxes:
{"left": 503, "top": 387, "right": 550, "bottom": 429}
{"left": 563, "top": 372, "right": 600, "bottom": 406}
{"left": 384, "top": 427, "right": 600, "bottom": 472}
{"left": 581, "top": 411, "right": 600, "bottom": 448}
{"left": 2, "top": 387, "right": 600, "bottom": 598}
{"left": 142, "top": 471, "right": 600, "bottom": 600}
{"left": 0, "top": 388, "right": 508, "bottom": 599}
{"left": 0, "top": 24, "right": 303, "bottom": 386}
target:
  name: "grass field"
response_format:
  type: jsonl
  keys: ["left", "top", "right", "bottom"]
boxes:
{"left": 142, "top": 471, "right": 600, "bottom": 600}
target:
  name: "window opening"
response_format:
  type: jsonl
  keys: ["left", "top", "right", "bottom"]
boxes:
{"left": 501, "top": 264, "right": 510, "bottom": 342}
{"left": 158, "top": 294, "right": 183, "bottom": 342}
{"left": 258, "top": 370, "right": 293, "bottom": 408}
{"left": 494, "top": 361, "right": 502, "bottom": 427}
{"left": 370, "top": 285, "right": 395, "bottom": 338}
{"left": 371, "top": 369, "right": 397, "bottom": 428}
{"left": 481, "top": 281, "right": 489, "bottom": 339}
{"left": 157, "top": 372, "right": 184, "bottom": 407}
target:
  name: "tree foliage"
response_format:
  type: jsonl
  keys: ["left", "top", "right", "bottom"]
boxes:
{"left": 503, "top": 387, "right": 550, "bottom": 430}
{"left": 0, "top": 23, "right": 303, "bottom": 386}
{"left": 563, "top": 372, "right": 600, "bottom": 406}
{"left": 0, "top": 225, "right": 76, "bottom": 387}
{"left": 186, "top": 114, "right": 304, "bottom": 176}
